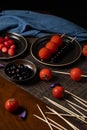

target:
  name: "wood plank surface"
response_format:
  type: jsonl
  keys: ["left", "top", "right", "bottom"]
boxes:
{"left": 0, "top": 74, "right": 75, "bottom": 130}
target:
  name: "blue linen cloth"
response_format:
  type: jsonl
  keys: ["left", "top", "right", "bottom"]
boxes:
{"left": 0, "top": 10, "right": 87, "bottom": 42}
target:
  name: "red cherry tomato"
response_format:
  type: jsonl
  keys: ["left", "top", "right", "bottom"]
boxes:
{"left": 50, "top": 34, "right": 63, "bottom": 47}
{"left": 45, "top": 41, "right": 58, "bottom": 54}
{"left": 7, "top": 39, "right": 14, "bottom": 45}
{"left": 52, "top": 86, "right": 64, "bottom": 99}
{"left": 39, "top": 68, "right": 52, "bottom": 81}
{"left": 8, "top": 48, "right": 15, "bottom": 56}
{"left": 5, "top": 98, "right": 19, "bottom": 112}
{"left": 1, "top": 46, "right": 8, "bottom": 53}
{"left": 4, "top": 41, "right": 11, "bottom": 48}
{"left": 38, "top": 47, "right": 52, "bottom": 60}
{"left": 0, "top": 43, "right": 5, "bottom": 50}
{"left": 4, "top": 36, "right": 10, "bottom": 41}
{"left": 70, "top": 67, "right": 83, "bottom": 81}
{"left": 10, "top": 44, "right": 16, "bottom": 49}
{"left": 82, "top": 44, "right": 87, "bottom": 57}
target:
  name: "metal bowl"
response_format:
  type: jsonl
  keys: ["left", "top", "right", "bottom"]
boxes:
{"left": 4, "top": 59, "right": 37, "bottom": 83}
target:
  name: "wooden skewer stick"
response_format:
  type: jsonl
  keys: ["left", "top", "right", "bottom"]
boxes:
{"left": 45, "top": 112, "right": 87, "bottom": 119}
{"left": 68, "top": 103, "right": 87, "bottom": 121}
{"left": 44, "top": 96, "right": 87, "bottom": 124}
{"left": 60, "top": 33, "right": 76, "bottom": 42}
{"left": 73, "top": 96, "right": 87, "bottom": 107}
{"left": 36, "top": 104, "right": 53, "bottom": 130}
{"left": 68, "top": 103, "right": 86, "bottom": 117}
{"left": 65, "top": 90, "right": 87, "bottom": 104}
{"left": 60, "top": 33, "right": 65, "bottom": 38}
{"left": 33, "top": 114, "right": 65, "bottom": 130}
{"left": 52, "top": 70, "right": 87, "bottom": 78}
{"left": 65, "top": 99, "right": 87, "bottom": 112}
{"left": 46, "top": 106, "right": 80, "bottom": 130}
{"left": 47, "top": 117, "right": 68, "bottom": 130}
{"left": 71, "top": 37, "right": 76, "bottom": 42}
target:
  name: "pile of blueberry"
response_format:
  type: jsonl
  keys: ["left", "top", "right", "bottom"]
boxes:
{"left": 50, "top": 39, "right": 75, "bottom": 63}
{"left": 5, "top": 63, "right": 33, "bottom": 81}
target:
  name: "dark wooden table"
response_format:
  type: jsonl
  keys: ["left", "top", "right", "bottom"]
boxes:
{"left": 0, "top": 37, "right": 87, "bottom": 130}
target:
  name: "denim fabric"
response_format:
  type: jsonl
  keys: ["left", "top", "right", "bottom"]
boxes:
{"left": 0, "top": 10, "right": 87, "bottom": 42}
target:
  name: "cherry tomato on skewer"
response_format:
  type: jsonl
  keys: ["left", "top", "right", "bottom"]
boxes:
{"left": 70, "top": 67, "right": 83, "bottom": 81}
{"left": 52, "top": 86, "right": 64, "bottom": 99}
{"left": 82, "top": 44, "right": 87, "bottom": 57}
{"left": 39, "top": 68, "right": 52, "bottom": 81}
{"left": 38, "top": 47, "right": 52, "bottom": 60}
{"left": 50, "top": 34, "right": 63, "bottom": 47}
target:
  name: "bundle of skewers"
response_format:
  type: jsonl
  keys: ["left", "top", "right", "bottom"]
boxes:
{"left": 33, "top": 90, "right": 87, "bottom": 130}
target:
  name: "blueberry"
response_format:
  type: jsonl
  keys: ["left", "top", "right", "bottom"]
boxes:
{"left": 6, "top": 63, "right": 33, "bottom": 81}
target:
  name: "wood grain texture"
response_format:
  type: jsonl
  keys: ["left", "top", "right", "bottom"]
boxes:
{"left": 0, "top": 74, "right": 76, "bottom": 130}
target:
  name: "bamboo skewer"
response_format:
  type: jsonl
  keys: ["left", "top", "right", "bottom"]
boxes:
{"left": 68, "top": 103, "right": 86, "bottom": 118}
{"left": 68, "top": 103, "right": 87, "bottom": 123}
{"left": 47, "top": 117, "right": 68, "bottom": 130}
{"left": 46, "top": 106, "right": 80, "bottom": 130}
{"left": 65, "top": 90, "right": 87, "bottom": 104}
{"left": 45, "top": 112, "right": 87, "bottom": 119}
{"left": 72, "top": 96, "right": 87, "bottom": 107}
{"left": 68, "top": 104, "right": 87, "bottom": 124}
{"left": 71, "top": 37, "right": 76, "bottom": 42}
{"left": 44, "top": 97, "right": 82, "bottom": 117}
{"left": 52, "top": 70, "right": 87, "bottom": 78}
{"left": 33, "top": 114, "right": 65, "bottom": 130}
{"left": 34, "top": 104, "right": 68, "bottom": 130}
{"left": 36, "top": 104, "right": 53, "bottom": 130}
{"left": 60, "top": 33, "right": 65, "bottom": 38}
{"left": 65, "top": 99, "right": 87, "bottom": 112}
{"left": 60, "top": 34, "right": 76, "bottom": 43}
{"left": 44, "top": 97, "right": 87, "bottom": 123}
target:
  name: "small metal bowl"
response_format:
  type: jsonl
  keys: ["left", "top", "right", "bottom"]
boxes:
{"left": 4, "top": 59, "right": 37, "bottom": 83}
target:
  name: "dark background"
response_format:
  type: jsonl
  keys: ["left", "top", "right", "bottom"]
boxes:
{"left": 1, "top": 1, "right": 87, "bottom": 29}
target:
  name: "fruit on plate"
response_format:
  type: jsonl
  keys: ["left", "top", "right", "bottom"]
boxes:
{"left": 45, "top": 41, "right": 58, "bottom": 54}
{"left": 82, "top": 44, "right": 87, "bottom": 57}
{"left": 8, "top": 48, "right": 15, "bottom": 56}
{"left": 0, "top": 35, "right": 16, "bottom": 56}
{"left": 39, "top": 68, "right": 52, "bottom": 81}
{"left": 50, "top": 34, "right": 63, "bottom": 47}
{"left": 5, "top": 98, "right": 19, "bottom": 112}
{"left": 50, "top": 40, "right": 74, "bottom": 63}
{"left": 1, "top": 46, "right": 8, "bottom": 53}
{"left": 70, "top": 67, "right": 83, "bottom": 81}
{"left": 52, "top": 85, "right": 64, "bottom": 99}
{"left": 38, "top": 47, "right": 52, "bottom": 60}
{"left": 5, "top": 63, "right": 33, "bottom": 81}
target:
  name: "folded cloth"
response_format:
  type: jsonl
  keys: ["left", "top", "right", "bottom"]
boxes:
{"left": 0, "top": 10, "right": 87, "bottom": 42}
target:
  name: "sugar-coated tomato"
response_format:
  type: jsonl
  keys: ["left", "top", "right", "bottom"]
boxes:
{"left": 39, "top": 68, "right": 52, "bottom": 81}
{"left": 45, "top": 41, "right": 58, "bottom": 54}
{"left": 50, "top": 34, "right": 63, "bottom": 47}
{"left": 52, "top": 86, "right": 64, "bottom": 99}
{"left": 5, "top": 98, "right": 19, "bottom": 112}
{"left": 70, "top": 67, "right": 83, "bottom": 81}
{"left": 38, "top": 47, "right": 52, "bottom": 60}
